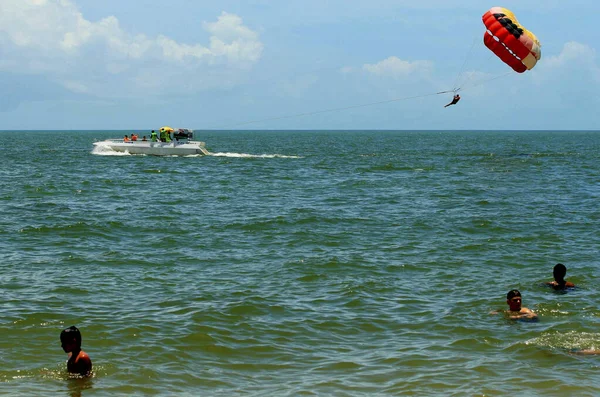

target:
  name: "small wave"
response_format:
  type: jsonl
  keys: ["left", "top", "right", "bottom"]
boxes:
{"left": 209, "top": 152, "right": 302, "bottom": 159}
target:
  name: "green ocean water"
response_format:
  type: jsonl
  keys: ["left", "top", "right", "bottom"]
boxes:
{"left": 1, "top": 130, "right": 599, "bottom": 396}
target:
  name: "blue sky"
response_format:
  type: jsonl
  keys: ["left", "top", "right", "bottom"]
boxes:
{"left": 1, "top": 0, "right": 598, "bottom": 130}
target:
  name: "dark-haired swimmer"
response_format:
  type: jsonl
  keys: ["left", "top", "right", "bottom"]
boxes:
{"left": 546, "top": 263, "right": 575, "bottom": 290}
{"left": 490, "top": 289, "right": 537, "bottom": 320}
{"left": 60, "top": 326, "right": 92, "bottom": 377}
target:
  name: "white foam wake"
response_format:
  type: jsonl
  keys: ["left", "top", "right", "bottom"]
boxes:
{"left": 91, "top": 142, "right": 132, "bottom": 156}
{"left": 208, "top": 152, "right": 302, "bottom": 159}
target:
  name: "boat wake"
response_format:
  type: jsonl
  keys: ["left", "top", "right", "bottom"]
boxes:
{"left": 91, "top": 142, "right": 133, "bottom": 156}
{"left": 208, "top": 152, "right": 302, "bottom": 159}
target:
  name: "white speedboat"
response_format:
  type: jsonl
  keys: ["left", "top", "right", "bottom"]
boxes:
{"left": 93, "top": 129, "right": 210, "bottom": 156}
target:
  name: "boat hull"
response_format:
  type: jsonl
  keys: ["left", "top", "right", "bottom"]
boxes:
{"left": 93, "top": 140, "right": 209, "bottom": 156}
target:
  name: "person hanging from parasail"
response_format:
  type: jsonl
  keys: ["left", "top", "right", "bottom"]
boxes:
{"left": 441, "top": 8, "right": 540, "bottom": 108}
{"left": 444, "top": 94, "right": 461, "bottom": 108}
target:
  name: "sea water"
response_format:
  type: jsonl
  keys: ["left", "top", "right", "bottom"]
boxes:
{"left": 1, "top": 130, "right": 599, "bottom": 396}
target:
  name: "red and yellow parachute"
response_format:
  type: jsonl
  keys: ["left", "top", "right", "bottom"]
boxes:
{"left": 482, "top": 7, "right": 541, "bottom": 73}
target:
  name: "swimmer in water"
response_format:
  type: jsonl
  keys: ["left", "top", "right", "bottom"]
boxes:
{"left": 546, "top": 263, "right": 575, "bottom": 290}
{"left": 490, "top": 289, "right": 538, "bottom": 320}
{"left": 60, "top": 326, "right": 92, "bottom": 377}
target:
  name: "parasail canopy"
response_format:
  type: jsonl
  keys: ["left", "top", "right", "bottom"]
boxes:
{"left": 482, "top": 7, "right": 541, "bottom": 73}
{"left": 160, "top": 126, "right": 174, "bottom": 133}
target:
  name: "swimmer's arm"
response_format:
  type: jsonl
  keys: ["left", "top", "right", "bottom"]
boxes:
{"left": 504, "top": 308, "right": 537, "bottom": 320}
{"left": 490, "top": 309, "right": 537, "bottom": 319}
{"left": 517, "top": 308, "right": 537, "bottom": 319}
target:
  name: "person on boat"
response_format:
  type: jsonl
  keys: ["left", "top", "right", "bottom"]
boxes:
{"left": 123, "top": 135, "right": 130, "bottom": 142}
{"left": 444, "top": 94, "right": 461, "bottom": 108}
{"left": 131, "top": 134, "right": 138, "bottom": 141}
{"left": 490, "top": 289, "right": 537, "bottom": 320}
{"left": 142, "top": 136, "right": 148, "bottom": 141}
{"left": 546, "top": 263, "right": 575, "bottom": 290}
{"left": 60, "top": 326, "right": 92, "bottom": 377}
{"left": 150, "top": 130, "right": 158, "bottom": 142}
{"left": 164, "top": 130, "right": 172, "bottom": 143}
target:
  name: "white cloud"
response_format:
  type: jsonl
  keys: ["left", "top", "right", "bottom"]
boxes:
{"left": 156, "top": 36, "right": 211, "bottom": 62}
{"left": 0, "top": 0, "right": 263, "bottom": 96}
{"left": 533, "top": 41, "right": 600, "bottom": 84}
{"left": 62, "top": 80, "right": 88, "bottom": 94}
{"left": 362, "top": 56, "right": 433, "bottom": 79}
{"left": 544, "top": 42, "right": 595, "bottom": 68}
{"left": 204, "top": 12, "right": 262, "bottom": 64}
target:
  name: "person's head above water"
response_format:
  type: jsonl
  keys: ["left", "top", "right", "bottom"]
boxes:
{"left": 60, "top": 326, "right": 82, "bottom": 351}
{"left": 506, "top": 289, "right": 522, "bottom": 311}
{"left": 553, "top": 263, "right": 567, "bottom": 281}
